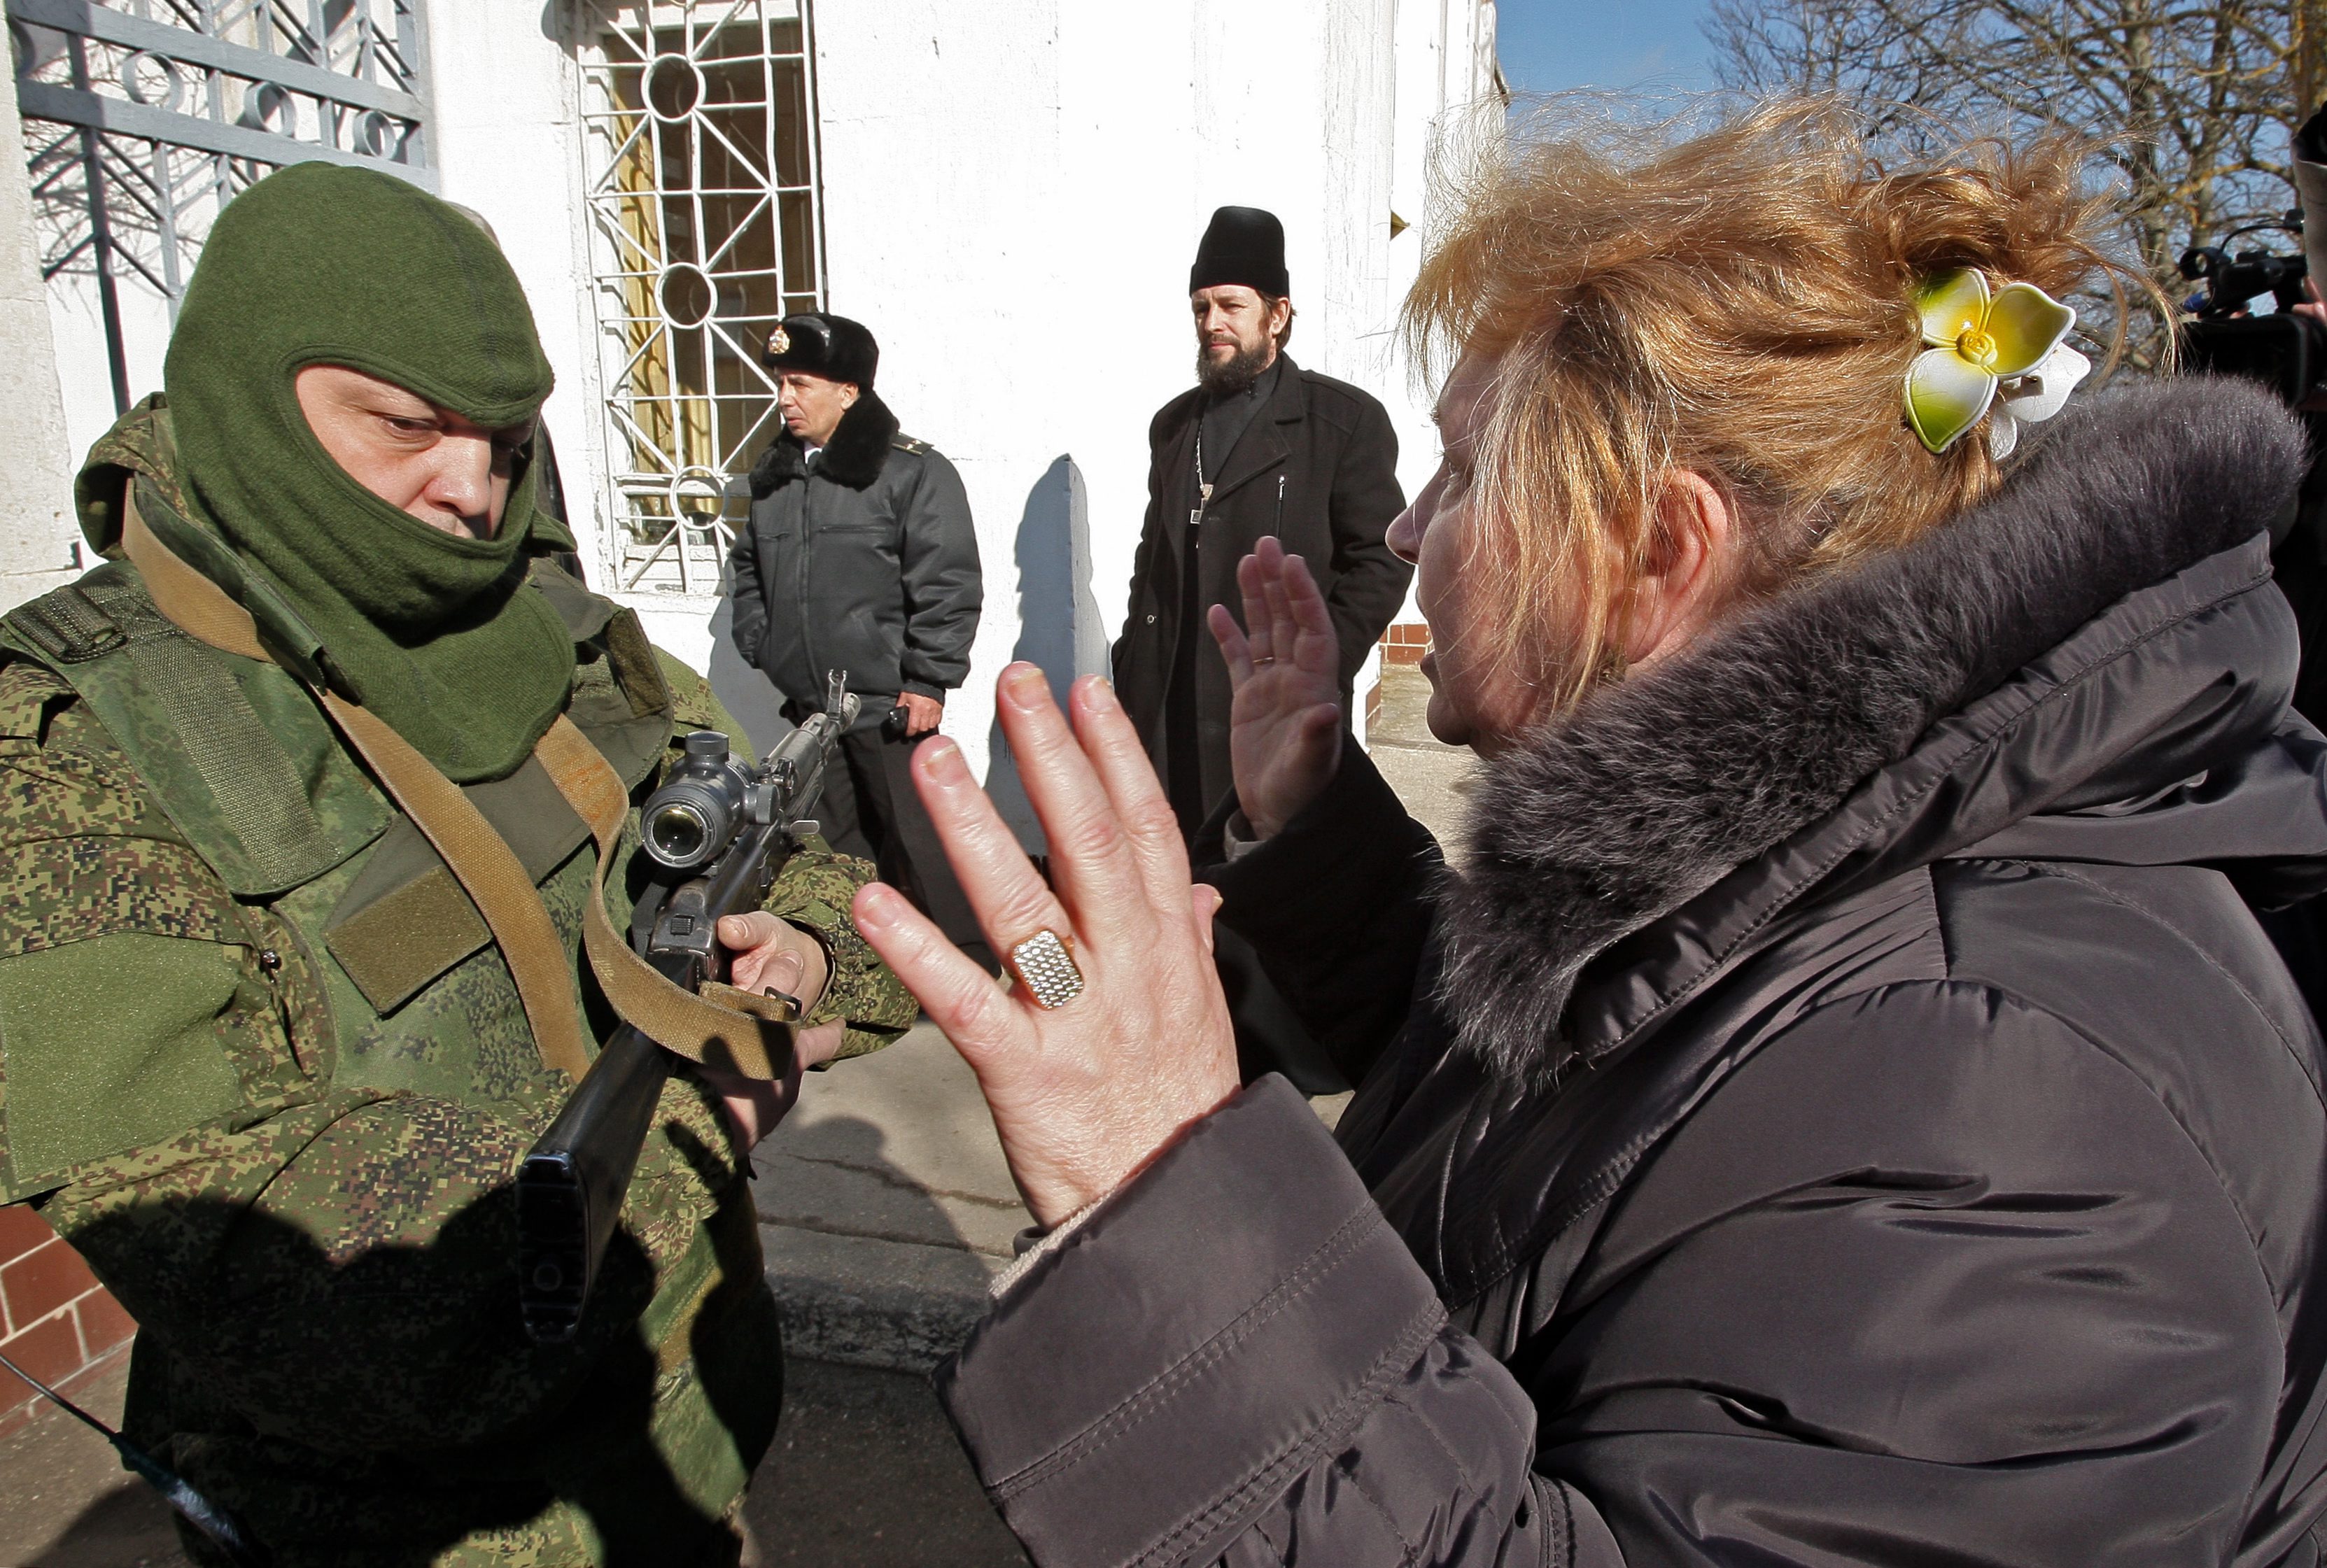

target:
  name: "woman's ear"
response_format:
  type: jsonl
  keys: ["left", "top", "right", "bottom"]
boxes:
{"left": 1623, "top": 470, "right": 1733, "bottom": 668}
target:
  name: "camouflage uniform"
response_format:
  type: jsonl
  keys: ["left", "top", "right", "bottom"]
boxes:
{"left": 0, "top": 404, "right": 917, "bottom": 1566}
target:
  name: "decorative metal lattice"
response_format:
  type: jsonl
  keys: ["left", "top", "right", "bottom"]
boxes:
{"left": 8, "top": 0, "right": 433, "bottom": 413}
{"left": 576, "top": 0, "right": 825, "bottom": 598}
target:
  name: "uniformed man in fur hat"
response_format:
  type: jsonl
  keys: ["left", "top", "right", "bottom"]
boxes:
{"left": 0, "top": 164, "right": 915, "bottom": 1566}
{"left": 728, "top": 312, "right": 986, "bottom": 961}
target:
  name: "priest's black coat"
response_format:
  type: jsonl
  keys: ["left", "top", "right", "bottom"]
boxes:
{"left": 1112, "top": 354, "right": 1412, "bottom": 827}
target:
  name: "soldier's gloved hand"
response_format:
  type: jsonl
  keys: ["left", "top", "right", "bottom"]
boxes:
{"left": 698, "top": 912, "right": 848, "bottom": 1148}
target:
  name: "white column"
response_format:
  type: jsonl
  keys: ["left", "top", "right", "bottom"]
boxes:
{"left": 0, "top": 70, "right": 85, "bottom": 612}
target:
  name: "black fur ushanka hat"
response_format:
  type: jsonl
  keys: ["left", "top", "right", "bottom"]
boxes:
{"left": 764, "top": 311, "right": 878, "bottom": 389}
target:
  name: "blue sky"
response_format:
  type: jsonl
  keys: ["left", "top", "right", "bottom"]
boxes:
{"left": 1496, "top": 0, "right": 1720, "bottom": 95}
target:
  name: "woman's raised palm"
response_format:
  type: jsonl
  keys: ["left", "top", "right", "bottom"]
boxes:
{"left": 1207, "top": 536, "right": 1344, "bottom": 840}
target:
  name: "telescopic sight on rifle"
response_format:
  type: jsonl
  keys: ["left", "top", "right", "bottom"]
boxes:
{"left": 515, "top": 670, "right": 862, "bottom": 1344}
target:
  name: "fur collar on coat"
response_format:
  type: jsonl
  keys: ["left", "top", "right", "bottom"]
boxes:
{"left": 747, "top": 390, "right": 900, "bottom": 495}
{"left": 1438, "top": 378, "right": 2308, "bottom": 1082}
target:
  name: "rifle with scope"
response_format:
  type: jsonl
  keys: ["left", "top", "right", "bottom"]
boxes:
{"left": 514, "top": 670, "right": 861, "bottom": 1345}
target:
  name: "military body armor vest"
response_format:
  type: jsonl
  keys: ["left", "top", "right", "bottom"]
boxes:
{"left": 0, "top": 554, "right": 673, "bottom": 1109}
{"left": 0, "top": 556, "right": 782, "bottom": 1565}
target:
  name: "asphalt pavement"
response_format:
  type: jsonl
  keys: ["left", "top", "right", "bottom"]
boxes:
{"left": 0, "top": 1349, "right": 1027, "bottom": 1568}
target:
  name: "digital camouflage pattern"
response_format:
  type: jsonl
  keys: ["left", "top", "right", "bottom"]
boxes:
{"left": 0, "top": 417, "right": 916, "bottom": 1566}
{"left": 761, "top": 842, "right": 910, "bottom": 1063}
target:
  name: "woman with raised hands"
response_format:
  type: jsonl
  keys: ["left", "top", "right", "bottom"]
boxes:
{"left": 852, "top": 100, "right": 2327, "bottom": 1565}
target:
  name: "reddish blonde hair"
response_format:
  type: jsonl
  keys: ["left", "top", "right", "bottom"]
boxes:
{"left": 1405, "top": 98, "right": 2156, "bottom": 714}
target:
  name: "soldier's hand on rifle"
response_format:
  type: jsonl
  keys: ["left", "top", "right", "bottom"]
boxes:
{"left": 698, "top": 912, "right": 848, "bottom": 1148}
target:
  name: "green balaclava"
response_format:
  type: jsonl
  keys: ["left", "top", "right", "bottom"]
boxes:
{"left": 162, "top": 161, "right": 574, "bottom": 783}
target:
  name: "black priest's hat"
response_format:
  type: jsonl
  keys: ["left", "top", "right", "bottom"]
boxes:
{"left": 1189, "top": 206, "right": 1288, "bottom": 297}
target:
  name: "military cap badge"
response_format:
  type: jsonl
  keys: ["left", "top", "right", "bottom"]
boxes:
{"left": 767, "top": 324, "right": 791, "bottom": 356}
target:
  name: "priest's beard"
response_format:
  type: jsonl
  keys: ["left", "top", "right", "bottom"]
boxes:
{"left": 1197, "top": 336, "right": 1274, "bottom": 395}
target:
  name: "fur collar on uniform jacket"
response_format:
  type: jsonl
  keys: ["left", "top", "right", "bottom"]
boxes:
{"left": 1438, "top": 377, "right": 2307, "bottom": 1082}
{"left": 747, "top": 389, "right": 900, "bottom": 495}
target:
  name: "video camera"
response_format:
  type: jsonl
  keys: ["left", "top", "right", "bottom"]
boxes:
{"left": 2176, "top": 105, "right": 2327, "bottom": 407}
{"left": 2177, "top": 224, "right": 2324, "bottom": 404}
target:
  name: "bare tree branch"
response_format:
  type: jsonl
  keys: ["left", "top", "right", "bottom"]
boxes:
{"left": 1706, "top": 0, "right": 2301, "bottom": 367}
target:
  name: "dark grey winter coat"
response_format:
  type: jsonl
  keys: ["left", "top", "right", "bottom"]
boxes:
{"left": 728, "top": 391, "right": 980, "bottom": 723}
{"left": 1113, "top": 355, "right": 1411, "bottom": 820}
{"left": 940, "top": 379, "right": 2327, "bottom": 1565}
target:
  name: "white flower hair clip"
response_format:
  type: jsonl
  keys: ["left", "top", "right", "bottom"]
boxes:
{"left": 1904, "top": 268, "right": 2090, "bottom": 460}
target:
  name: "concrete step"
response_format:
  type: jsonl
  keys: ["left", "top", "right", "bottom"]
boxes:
{"left": 754, "top": 1022, "right": 1022, "bottom": 1372}
{"left": 756, "top": 1024, "right": 1358, "bottom": 1373}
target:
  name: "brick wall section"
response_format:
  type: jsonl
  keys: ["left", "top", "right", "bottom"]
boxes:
{"left": 1380, "top": 622, "right": 1430, "bottom": 665}
{"left": 0, "top": 1204, "right": 136, "bottom": 1439}
{"left": 1365, "top": 623, "right": 1431, "bottom": 732}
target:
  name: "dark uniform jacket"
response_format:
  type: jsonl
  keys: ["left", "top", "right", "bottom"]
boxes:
{"left": 728, "top": 391, "right": 981, "bottom": 728}
{"left": 938, "top": 381, "right": 2327, "bottom": 1565}
{"left": 1113, "top": 355, "right": 1410, "bottom": 822}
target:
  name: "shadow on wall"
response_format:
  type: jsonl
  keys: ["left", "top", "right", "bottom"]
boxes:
{"left": 706, "top": 570, "right": 796, "bottom": 764}
{"left": 987, "top": 457, "right": 1110, "bottom": 852}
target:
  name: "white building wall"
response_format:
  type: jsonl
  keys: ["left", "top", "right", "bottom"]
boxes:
{"left": 1379, "top": 0, "right": 1504, "bottom": 630}
{"left": 3, "top": 0, "right": 1501, "bottom": 788}
{"left": 810, "top": 0, "right": 1496, "bottom": 789}
{"left": 41, "top": 210, "right": 174, "bottom": 495}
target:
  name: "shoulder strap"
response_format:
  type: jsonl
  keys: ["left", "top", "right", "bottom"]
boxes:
{"left": 532, "top": 719, "right": 794, "bottom": 1079}
{"left": 122, "top": 490, "right": 591, "bottom": 1083}
{"left": 2, "top": 565, "right": 370, "bottom": 894}
{"left": 120, "top": 490, "right": 795, "bottom": 1082}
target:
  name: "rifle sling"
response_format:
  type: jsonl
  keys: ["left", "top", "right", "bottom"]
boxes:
{"left": 121, "top": 493, "right": 794, "bottom": 1084}
{"left": 533, "top": 719, "right": 796, "bottom": 1080}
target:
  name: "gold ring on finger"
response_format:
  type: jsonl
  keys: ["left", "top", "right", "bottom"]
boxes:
{"left": 1006, "top": 928, "right": 1086, "bottom": 1010}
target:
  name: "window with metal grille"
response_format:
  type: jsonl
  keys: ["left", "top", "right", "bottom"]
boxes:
{"left": 8, "top": 0, "right": 432, "bottom": 418}
{"left": 577, "top": 0, "right": 824, "bottom": 599}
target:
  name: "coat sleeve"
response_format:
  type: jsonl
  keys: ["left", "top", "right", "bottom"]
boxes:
{"left": 1319, "top": 395, "right": 1412, "bottom": 688}
{"left": 1110, "top": 411, "right": 1174, "bottom": 688}
{"left": 897, "top": 451, "right": 983, "bottom": 700}
{"left": 726, "top": 511, "right": 769, "bottom": 670}
{"left": 1200, "top": 743, "right": 1441, "bottom": 1085}
{"left": 941, "top": 980, "right": 2287, "bottom": 1568}
{"left": 938, "top": 1076, "right": 1603, "bottom": 1568}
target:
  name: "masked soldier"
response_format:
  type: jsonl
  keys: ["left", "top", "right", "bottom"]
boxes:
{"left": 0, "top": 164, "right": 914, "bottom": 1566}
